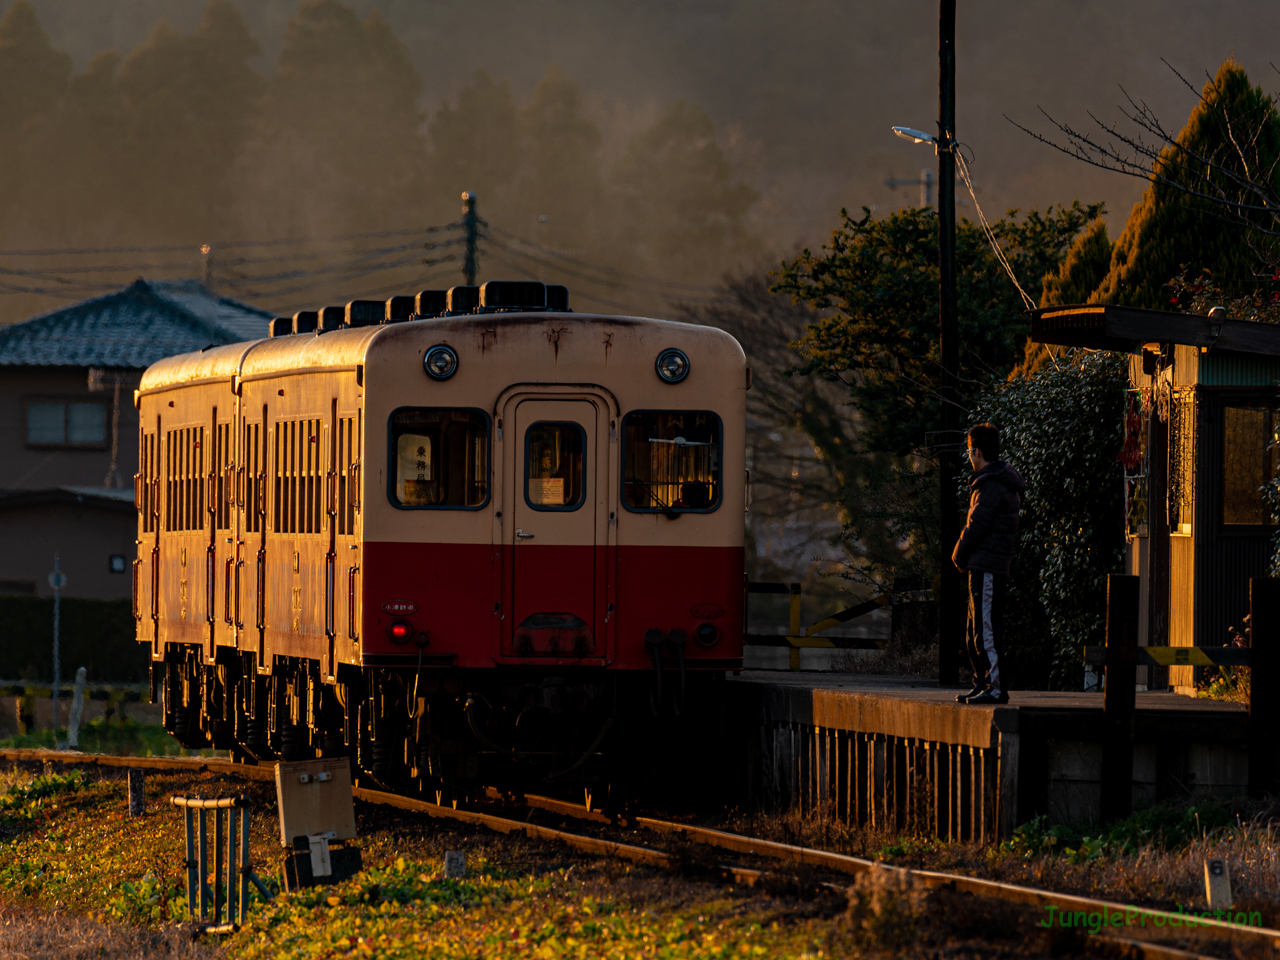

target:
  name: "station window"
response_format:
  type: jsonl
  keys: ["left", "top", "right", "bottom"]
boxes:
{"left": 389, "top": 408, "right": 488, "bottom": 508}
{"left": 26, "top": 399, "right": 108, "bottom": 447}
{"left": 524, "top": 422, "right": 585, "bottom": 511}
{"left": 623, "top": 411, "right": 721, "bottom": 513}
{"left": 1222, "top": 405, "right": 1277, "bottom": 526}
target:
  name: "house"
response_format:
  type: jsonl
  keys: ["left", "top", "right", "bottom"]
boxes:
{"left": 1030, "top": 303, "right": 1280, "bottom": 693}
{"left": 0, "top": 278, "right": 271, "bottom": 600}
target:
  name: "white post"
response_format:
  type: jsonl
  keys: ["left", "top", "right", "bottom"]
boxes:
{"left": 49, "top": 554, "right": 63, "bottom": 746}
{"left": 68, "top": 666, "right": 86, "bottom": 748}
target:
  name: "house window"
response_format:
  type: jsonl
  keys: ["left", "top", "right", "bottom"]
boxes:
{"left": 1222, "top": 405, "right": 1277, "bottom": 526}
{"left": 26, "top": 400, "right": 108, "bottom": 447}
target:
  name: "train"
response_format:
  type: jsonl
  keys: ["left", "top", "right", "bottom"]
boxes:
{"left": 134, "top": 280, "right": 746, "bottom": 799}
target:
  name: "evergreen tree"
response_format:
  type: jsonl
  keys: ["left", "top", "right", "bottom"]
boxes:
{"left": 610, "top": 100, "right": 759, "bottom": 280}
{"left": 426, "top": 70, "right": 520, "bottom": 220}
{"left": 1014, "top": 213, "right": 1113, "bottom": 375}
{"left": 30, "top": 51, "right": 126, "bottom": 242}
{"left": 240, "top": 0, "right": 425, "bottom": 237}
{"left": 513, "top": 64, "right": 603, "bottom": 246}
{"left": 1041, "top": 215, "right": 1111, "bottom": 307}
{"left": 0, "top": 0, "right": 71, "bottom": 239}
{"left": 1090, "top": 60, "right": 1280, "bottom": 308}
{"left": 117, "top": 1, "right": 265, "bottom": 239}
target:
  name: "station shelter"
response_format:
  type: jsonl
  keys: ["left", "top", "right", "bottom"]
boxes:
{"left": 1030, "top": 304, "right": 1280, "bottom": 694}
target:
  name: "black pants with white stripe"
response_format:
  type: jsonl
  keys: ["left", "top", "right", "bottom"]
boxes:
{"left": 965, "top": 570, "right": 1007, "bottom": 696}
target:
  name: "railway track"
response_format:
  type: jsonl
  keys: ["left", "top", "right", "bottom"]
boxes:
{"left": 3, "top": 748, "right": 1274, "bottom": 960}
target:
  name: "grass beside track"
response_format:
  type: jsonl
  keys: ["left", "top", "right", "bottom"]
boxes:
{"left": 0, "top": 761, "right": 1143, "bottom": 959}
{"left": 0, "top": 719, "right": 223, "bottom": 757}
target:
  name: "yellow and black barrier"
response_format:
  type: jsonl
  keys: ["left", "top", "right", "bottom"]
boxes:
{"left": 1083, "top": 645, "right": 1251, "bottom": 668}
{"left": 1086, "top": 576, "right": 1279, "bottom": 808}
{"left": 745, "top": 582, "right": 891, "bottom": 670}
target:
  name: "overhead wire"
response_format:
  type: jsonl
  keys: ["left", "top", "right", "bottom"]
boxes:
{"left": 953, "top": 147, "right": 1037, "bottom": 312}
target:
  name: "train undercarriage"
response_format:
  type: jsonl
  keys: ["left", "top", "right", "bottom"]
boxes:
{"left": 152, "top": 644, "right": 727, "bottom": 806}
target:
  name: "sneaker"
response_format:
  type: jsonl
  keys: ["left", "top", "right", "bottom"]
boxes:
{"left": 965, "top": 690, "right": 1009, "bottom": 705}
{"left": 955, "top": 685, "right": 984, "bottom": 703}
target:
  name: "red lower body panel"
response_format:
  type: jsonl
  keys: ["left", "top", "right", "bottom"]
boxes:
{"left": 361, "top": 542, "right": 743, "bottom": 669}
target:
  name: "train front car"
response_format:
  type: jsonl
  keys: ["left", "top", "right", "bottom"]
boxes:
{"left": 135, "top": 289, "right": 746, "bottom": 800}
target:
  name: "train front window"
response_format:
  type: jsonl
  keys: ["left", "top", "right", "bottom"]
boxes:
{"left": 389, "top": 408, "right": 488, "bottom": 508}
{"left": 623, "top": 411, "right": 721, "bottom": 512}
{"left": 525, "top": 422, "right": 585, "bottom": 510}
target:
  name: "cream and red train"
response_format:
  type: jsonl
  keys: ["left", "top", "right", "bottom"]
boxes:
{"left": 134, "top": 281, "right": 745, "bottom": 792}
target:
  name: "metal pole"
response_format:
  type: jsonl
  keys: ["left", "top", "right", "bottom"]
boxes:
{"left": 184, "top": 807, "right": 197, "bottom": 918}
{"left": 52, "top": 553, "right": 61, "bottom": 741}
{"left": 461, "top": 192, "right": 479, "bottom": 286}
{"left": 239, "top": 808, "right": 251, "bottom": 924}
{"left": 198, "top": 808, "right": 209, "bottom": 920}
{"left": 227, "top": 807, "right": 237, "bottom": 925}
{"left": 214, "top": 808, "right": 225, "bottom": 924}
{"left": 937, "top": 0, "right": 961, "bottom": 686}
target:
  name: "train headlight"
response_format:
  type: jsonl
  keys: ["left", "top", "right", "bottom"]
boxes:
{"left": 388, "top": 620, "right": 414, "bottom": 643}
{"left": 694, "top": 622, "right": 719, "bottom": 647}
{"left": 423, "top": 344, "right": 458, "bottom": 380}
{"left": 655, "top": 348, "right": 689, "bottom": 383}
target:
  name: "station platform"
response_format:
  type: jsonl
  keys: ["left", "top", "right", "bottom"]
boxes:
{"left": 726, "top": 671, "right": 1247, "bottom": 838}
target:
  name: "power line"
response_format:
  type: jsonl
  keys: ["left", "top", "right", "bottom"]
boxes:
{"left": 0, "top": 220, "right": 463, "bottom": 259}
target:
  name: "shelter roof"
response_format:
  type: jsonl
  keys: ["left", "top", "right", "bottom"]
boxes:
{"left": 1030, "top": 304, "right": 1280, "bottom": 356}
{"left": 0, "top": 278, "right": 271, "bottom": 369}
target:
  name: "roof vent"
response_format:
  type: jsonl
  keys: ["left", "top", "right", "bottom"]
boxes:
{"left": 345, "top": 300, "right": 383, "bottom": 327}
{"left": 479, "top": 280, "right": 546, "bottom": 312}
{"left": 416, "top": 289, "right": 447, "bottom": 318}
{"left": 293, "top": 311, "right": 318, "bottom": 334}
{"left": 270, "top": 317, "right": 292, "bottom": 337}
{"left": 386, "top": 295, "right": 415, "bottom": 323}
{"left": 546, "top": 285, "right": 570, "bottom": 312}
{"left": 446, "top": 285, "right": 479, "bottom": 315}
{"left": 317, "top": 306, "right": 343, "bottom": 331}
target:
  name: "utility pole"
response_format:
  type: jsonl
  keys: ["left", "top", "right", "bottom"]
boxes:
{"left": 936, "top": 0, "right": 961, "bottom": 687}
{"left": 461, "top": 192, "right": 479, "bottom": 286}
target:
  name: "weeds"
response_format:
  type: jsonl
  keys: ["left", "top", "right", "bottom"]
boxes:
{"left": 0, "top": 720, "right": 219, "bottom": 757}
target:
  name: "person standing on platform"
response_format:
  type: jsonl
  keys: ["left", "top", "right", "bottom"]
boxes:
{"left": 951, "top": 423, "right": 1024, "bottom": 705}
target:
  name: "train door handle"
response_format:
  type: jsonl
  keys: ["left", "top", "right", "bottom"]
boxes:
{"left": 515, "top": 529, "right": 535, "bottom": 540}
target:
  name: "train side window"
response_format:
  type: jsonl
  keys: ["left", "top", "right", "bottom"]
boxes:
{"left": 622, "top": 411, "right": 721, "bottom": 513}
{"left": 388, "top": 408, "right": 489, "bottom": 509}
{"left": 524, "top": 422, "right": 585, "bottom": 511}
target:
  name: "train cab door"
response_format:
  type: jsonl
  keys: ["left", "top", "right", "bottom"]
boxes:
{"left": 507, "top": 397, "right": 608, "bottom": 660}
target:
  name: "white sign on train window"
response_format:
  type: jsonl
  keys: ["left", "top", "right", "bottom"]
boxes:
{"left": 397, "top": 433, "right": 432, "bottom": 504}
{"left": 528, "top": 477, "right": 564, "bottom": 506}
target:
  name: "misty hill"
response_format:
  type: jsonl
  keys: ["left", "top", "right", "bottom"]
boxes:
{"left": 3, "top": 0, "right": 1276, "bottom": 322}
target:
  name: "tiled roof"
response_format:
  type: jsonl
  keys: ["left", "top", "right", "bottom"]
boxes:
{"left": 0, "top": 278, "right": 272, "bottom": 368}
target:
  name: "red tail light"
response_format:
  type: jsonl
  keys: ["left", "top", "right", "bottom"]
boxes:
{"left": 388, "top": 620, "right": 413, "bottom": 644}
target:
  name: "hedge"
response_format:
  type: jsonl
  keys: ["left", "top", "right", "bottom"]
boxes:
{"left": 0, "top": 597, "right": 148, "bottom": 683}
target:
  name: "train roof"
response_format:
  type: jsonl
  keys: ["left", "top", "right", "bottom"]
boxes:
{"left": 137, "top": 311, "right": 742, "bottom": 397}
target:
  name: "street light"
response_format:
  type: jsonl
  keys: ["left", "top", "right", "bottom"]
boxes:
{"left": 892, "top": 126, "right": 937, "bottom": 147}
{"left": 891, "top": 1, "right": 961, "bottom": 689}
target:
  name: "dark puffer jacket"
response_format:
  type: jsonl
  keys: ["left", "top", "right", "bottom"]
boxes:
{"left": 951, "top": 460, "right": 1025, "bottom": 575}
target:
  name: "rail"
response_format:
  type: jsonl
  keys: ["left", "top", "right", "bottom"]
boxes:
{"left": 3, "top": 748, "right": 1275, "bottom": 958}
